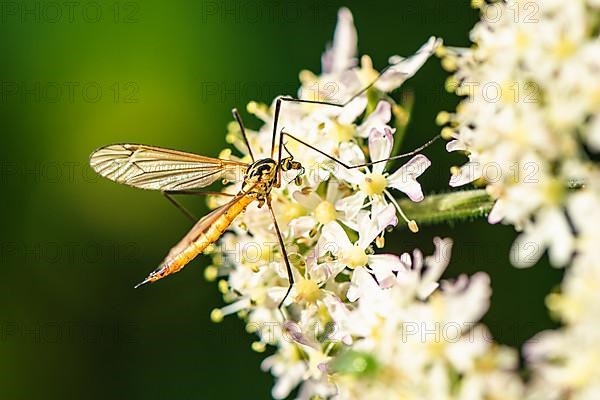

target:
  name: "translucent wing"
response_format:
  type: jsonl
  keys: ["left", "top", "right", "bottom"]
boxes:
{"left": 89, "top": 143, "right": 248, "bottom": 191}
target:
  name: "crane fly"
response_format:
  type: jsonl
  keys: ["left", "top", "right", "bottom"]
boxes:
{"left": 89, "top": 141, "right": 303, "bottom": 299}
{"left": 89, "top": 54, "right": 440, "bottom": 310}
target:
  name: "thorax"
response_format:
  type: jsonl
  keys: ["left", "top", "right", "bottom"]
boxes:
{"left": 242, "top": 158, "right": 277, "bottom": 199}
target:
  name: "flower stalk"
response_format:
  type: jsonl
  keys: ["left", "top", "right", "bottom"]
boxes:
{"left": 398, "top": 189, "right": 495, "bottom": 226}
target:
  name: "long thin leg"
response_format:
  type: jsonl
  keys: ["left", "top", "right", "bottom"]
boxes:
{"left": 162, "top": 191, "right": 237, "bottom": 222}
{"left": 271, "top": 99, "right": 283, "bottom": 158}
{"left": 275, "top": 125, "right": 286, "bottom": 187}
{"left": 282, "top": 130, "right": 440, "bottom": 170}
{"left": 268, "top": 47, "right": 440, "bottom": 176}
{"left": 163, "top": 193, "right": 198, "bottom": 222}
{"left": 266, "top": 198, "right": 294, "bottom": 313}
{"left": 270, "top": 67, "right": 391, "bottom": 159}
{"left": 232, "top": 108, "right": 255, "bottom": 162}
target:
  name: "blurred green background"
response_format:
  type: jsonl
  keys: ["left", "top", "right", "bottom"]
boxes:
{"left": 0, "top": 1, "right": 562, "bottom": 399}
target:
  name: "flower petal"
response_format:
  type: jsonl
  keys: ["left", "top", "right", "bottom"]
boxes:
{"left": 289, "top": 216, "right": 317, "bottom": 238}
{"left": 387, "top": 154, "right": 431, "bottom": 201}
{"left": 446, "top": 139, "right": 467, "bottom": 152}
{"left": 510, "top": 208, "right": 573, "bottom": 268}
{"left": 357, "top": 204, "right": 397, "bottom": 248}
{"left": 545, "top": 211, "right": 574, "bottom": 267}
{"left": 337, "top": 95, "right": 368, "bottom": 124}
{"left": 375, "top": 37, "right": 441, "bottom": 92}
{"left": 325, "top": 179, "right": 343, "bottom": 203}
{"left": 357, "top": 101, "right": 392, "bottom": 138}
{"left": 339, "top": 141, "right": 366, "bottom": 166}
{"left": 368, "top": 254, "right": 403, "bottom": 288}
{"left": 347, "top": 266, "right": 376, "bottom": 302}
{"left": 319, "top": 221, "right": 353, "bottom": 255}
{"left": 587, "top": 114, "right": 600, "bottom": 152}
{"left": 334, "top": 142, "right": 366, "bottom": 185}
{"left": 293, "top": 190, "right": 321, "bottom": 210}
{"left": 418, "top": 237, "right": 453, "bottom": 300}
{"left": 487, "top": 199, "right": 505, "bottom": 224}
{"left": 448, "top": 161, "right": 482, "bottom": 187}
{"left": 335, "top": 191, "right": 367, "bottom": 222}
{"left": 321, "top": 7, "right": 357, "bottom": 74}
{"left": 368, "top": 126, "right": 395, "bottom": 174}
{"left": 322, "top": 294, "right": 353, "bottom": 344}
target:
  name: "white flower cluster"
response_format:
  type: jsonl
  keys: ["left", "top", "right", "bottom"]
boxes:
{"left": 525, "top": 174, "right": 600, "bottom": 400}
{"left": 206, "top": 8, "right": 522, "bottom": 399}
{"left": 441, "top": 1, "right": 600, "bottom": 398}
{"left": 441, "top": 0, "right": 600, "bottom": 268}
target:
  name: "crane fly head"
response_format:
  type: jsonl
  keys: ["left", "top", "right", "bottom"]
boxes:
{"left": 280, "top": 157, "right": 304, "bottom": 185}
{"left": 243, "top": 157, "right": 305, "bottom": 194}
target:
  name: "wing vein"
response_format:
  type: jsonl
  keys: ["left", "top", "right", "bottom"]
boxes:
{"left": 89, "top": 143, "right": 248, "bottom": 191}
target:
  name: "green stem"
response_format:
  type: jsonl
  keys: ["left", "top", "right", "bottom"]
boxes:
{"left": 398, "top": 189, "right": 495, "bottom": 226}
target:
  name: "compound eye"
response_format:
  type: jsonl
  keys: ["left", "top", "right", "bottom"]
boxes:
{"left": 281, "top": 158, "right": 292, "bottom": 171}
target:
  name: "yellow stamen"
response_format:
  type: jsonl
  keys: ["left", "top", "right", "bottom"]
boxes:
{"left": 360, "top": 173, "right": 387, "bottom": 196}
{"left": 441, "top": 56, "right": 458, "bottom": 72}
{"left": 210, "top": 308, "right": 223, "bottom": 323}
{"left": 445, "top": 76, "right": 459, "bottom": 93}
{"left": 204, "top": 265, "right": 218, "bottom": 282}
{"left": 544, "top": 178, "right": 565, "bottom": 205}
{"left": 554, "top": 37, "right": 576, "bottom": 59}
{"left": 436, "top": 111, "right": 451, "bottom": 126}
{"left": 218, "top": 148, "right": 232, "bottom": 160}
{"left": 299, "top": 69, "right": 317, "bottom": 85}
{"left": 342, "top": 245, "right": 369, "bottom": 269}
{"left": 359, "top": 55, "right": 379, "bottom": 83}
{"left": 315, "top": 201, "right": 337, "bottom": 225}
{"left": 441, "top": 127, "right": 455, "bottom": 140}
{"left": 296, "top": 278, "right": 321, "bottom": 304}
{"left": 385, "top": 190, "right": 416, "bottom": 230}
{"left": 251, "top": 341, "right": 266, "bottom": 353}
{"left": 434, "top": 44, "right": 447, "bottom": 57}
{"left": 246, "top": 101, "right": 258, "bottom": 114}
{"left": 203, "top": 244, "right": 216, "bottom": 254}
{"left": 246, "top": 323, "right": 258, "bottom": 333}
{"left": 408, "top": 220, "right": 419, "bottom": 233}
{"left": 218, "top": 279, "right": 229, "bottom": 293}
{"left": 515, "top": 31, "right": 530, "bottom": 51}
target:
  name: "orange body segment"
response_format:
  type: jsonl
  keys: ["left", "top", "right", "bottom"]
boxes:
{"left": 140, "top": 194, "right": 256, "bottom": 285}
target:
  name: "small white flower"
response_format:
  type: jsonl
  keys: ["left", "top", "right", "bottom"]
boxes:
{"left": 290, "top": 180, "right": 350, "bottom": 237}
{"left": 318, "top": 205, "right": 401, "bottom": 296}
{"left": 510, "top": 207, "right": 574, "bottom": 268}
{"left": 261, "top": 340, "right": 308, "bottom": 399}
{"left": 336, "top": 126, "right": 431, "bottom": 228}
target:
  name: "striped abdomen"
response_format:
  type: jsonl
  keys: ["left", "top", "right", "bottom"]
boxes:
{"left": 136, "top": 194, "right": 255, "bottom": 287}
